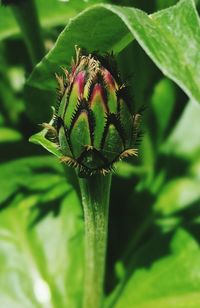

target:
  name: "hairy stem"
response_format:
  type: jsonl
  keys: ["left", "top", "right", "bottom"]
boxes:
{"left": 11, "top": 0, "right": 45, "bottom": 66}
{"left": 78, "top": 174, "right": 112, "bottom": 308}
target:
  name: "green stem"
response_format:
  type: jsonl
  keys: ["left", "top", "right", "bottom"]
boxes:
{"left": 11, "top": 0, "right": 45, "bottom": 66}
{"left": 78, "top": 174, "right": 112, "bottom": 308}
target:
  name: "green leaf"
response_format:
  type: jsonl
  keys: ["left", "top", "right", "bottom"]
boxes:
{"left": 27, "top": 0, "right": 200, "bottom": 122}
{"left": 0, "top": 77, "right": 25, "bottom": 125}
{"left": 156, "top": 0, "right": 199, "bottom": 9}
{"left": 114, "top": 161, "right": 147, "bottom": 179}
{"left": 190, "top": 156, "right": 200, "bottom": 181}
{"left": 121, "top": 0, "right": 200, "bottom": 104}
{"left": 0, "top": 152, "right": 83, "bottom": 307}
{"left": 29, "top": 132, "right": 62, "bottom": 159}
{"left": 29, "top": 112, "right": 63, "bottom": 158}
{"left": 0, "top": 127, "right": 22, "bottom": 143}
{"left": 0, "top": 0, "right": 107, "bottom": 40}
{"left": 151, "top": 78, "right": 176, "bottom": 142}
{"left": 0, "top": 156, "right": 63, "bottom": 204}
{"left": 27, "top": 5, "right": 132, "bottom": 90}
{"left": 0, "top": 189, "right": 84, "bottom": 308}
{"left": 154, "top": 177, "right": 200, "bottom": 215}
{"left": 156, "top": 0, "right": 179, "bottom": 9}
{"left": 113, "top": 229, "right": 200, "bottom": 308}
{"left": 162, "top": 100, "right": 200, "bottom": 158}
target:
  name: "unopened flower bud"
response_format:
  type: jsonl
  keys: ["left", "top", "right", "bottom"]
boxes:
{"left": 44, "top": 47, "right": 141, "bottom": 176}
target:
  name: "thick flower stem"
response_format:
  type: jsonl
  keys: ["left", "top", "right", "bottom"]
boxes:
{"left": 11, "top": 0, "right": 45, "bottom": 66}
{"left": 78, "top": 174, "right": 112, "bottom": 308}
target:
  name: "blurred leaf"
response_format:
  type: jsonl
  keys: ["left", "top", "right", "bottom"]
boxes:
{"left": 190, "top": 156, "right": 200, "bottom": 181}
{"left": 113, "top": 229, "right": 200, "bottom": 308}
{"left": 7, "top": 66, "right": 25, "bottom": 92}
{"left": 154, "top": 177, "right": 200, "bottom": 215}
{"left": 155, "top": 216, "right": 181, "bottom": 233}
{"left": 114, "top": 161, "right": 147, "bottom": 179}
{"left": 0, "top": 77, "right": 25, "bottom": 125}
{"left": 0, "top": 0, "right": 107, "bottom": 40}
{"left": 0, "top": 152, "right": 83, "bottom": 307}
{"left": 20, "top": 174, "right": 64, "bottom": 192}
{"left": 137, "top": 132, "right": 155, "bottom": 189}
{"left": 0, "top": 189, "right": 84, "bottom": 308}
{"left": 0, "top": 156, "right": 63, "bottom": 204}
{"left": 156, "top": 0, "right": 199, "bottom": 9}
{"left": 0, "top": 127, "right": 22, "bottom": 143}
{"left": 27, "top": 0, "right": 200, "bottom": 122}
{"left": 151, "top": 78, "right": 176, "bottom": 142}
{"left": 0, "top": 47, "right": 25, "bottom": 125}
{"left": 156, "top": 0, "right": 179, "bottom": 9}
{"left": 117, "top": 39, "right": 160, "bottom": 111}
{"left": 0, "top": 113, "right": 4, "bottom": 126}
{"left": 162, "top": 100, "right": 200, "bottom": 158}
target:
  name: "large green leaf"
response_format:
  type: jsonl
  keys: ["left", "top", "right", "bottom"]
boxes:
{"left": 111, "top": 229, "right": 200, "bottom": 308}
{"left": 0, "top": 190, "right": 84, "bottom": 308}
{"left": 27, "top": 0, "right": 200, "bottom": 122}
{"left": 0, "top": 153, "right": 84, "bottom": 308}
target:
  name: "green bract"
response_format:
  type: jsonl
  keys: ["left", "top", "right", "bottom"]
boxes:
{"left": 43, "top": 47, "right": 141, "bottom": 175}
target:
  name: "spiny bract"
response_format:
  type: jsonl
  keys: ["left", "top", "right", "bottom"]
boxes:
{"left": 43, "top": 47, "right": 141, "bottom": 176}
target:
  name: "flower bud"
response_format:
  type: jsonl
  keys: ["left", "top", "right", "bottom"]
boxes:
{"left": 44, "top": 47, "right": 141, "bottom": 176}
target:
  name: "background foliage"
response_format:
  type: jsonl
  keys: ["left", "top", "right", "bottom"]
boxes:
{"left": 0, "top": 0, "right": 200, "bottom": 307}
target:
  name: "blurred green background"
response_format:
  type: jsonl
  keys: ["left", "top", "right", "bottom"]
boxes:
{"left": 0, "top": 0, "right": 200, "bottom": 307}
